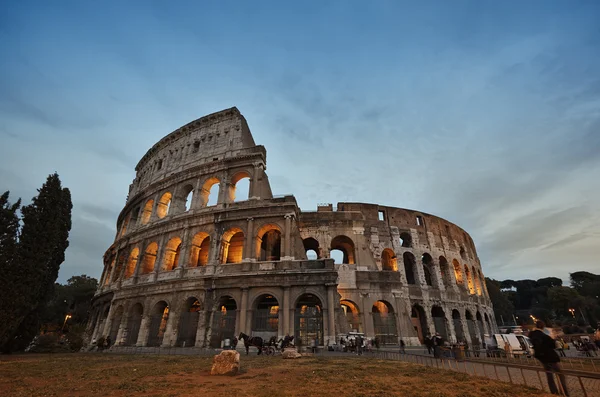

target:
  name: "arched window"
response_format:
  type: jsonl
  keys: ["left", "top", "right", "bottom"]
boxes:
{"left": 341, "top": 300, "right": 361, "bottom": 333}
{"left": 438, "top": 256, "right": 450, "bottom": 287}
{"left": 422, "top": 253, "right": 433, "bottom": 286}
{"left": 108, "top": 306, "right": 124, "bottom": 345}
{"left": 181, "top": 184, "right": 194, "bottom": 212}
{"left": 464, "top": 265, "right": 475, "bottom": 294}
{"left": 431, "top": 306, "right": 448, "bottom": 340}
{"left": 189, "top": 232, "right": 210, "bottom": 267}
{"left": 403, "top": 252, "right": 416, "bottom": 284}
{"left": 141, "top": 199, "right": 153, "bottom": 225}
{"left": 124, "top": 303, "right": 143, "bottom": 346}
{"left": 381, "top": 249, "right": 397, "bottom": 271}
{"left": 411, "top": 305, "right": 428, "bottom": 343}
{"left": 473, "top": 267, "right": 482, "bottom": 295}
{"left": 119, "top": 213, "right": 131, "bottom": 237}
{"left": 295, "top": 294, "right": 323, "bottom": 347}
{"left": 156, "top": 192, "right": 172, "bottom": 219}
{"left": 111, "top": 253, "right": 127, "bottom": 283}
{"left": 124, "top": 247, "right": 140, "bottom": 278}
{"left": 460, "top": 246, "right": 467, "bottom": 260}
{"left": 147, "top": 301, "right": 169, "bottom": 347}
{"left": 162, "top": 237, "right": 182, "bottom": 271}
{"left": 221, "top": 228, "right": 244, "bottom": 264}
{"left": 257, "top": 224, "right": 282, "bottom": 261}
{"left": 452, "top": 309, "right": 464, "bottom": 341}
{"left": 210, "top": 296, "right": 237, "bottom": 348}
{"left": 372, "top": 301, "right": 397, "bottom": 345}
{"left": 330, "top": 235, "right": 356, "bottom": 264}
{"left": 452, "top": 259, "right": 463, "bottom": 285}
{"left": 141, "top": 242, "right": 158, "bottom": 274}
{"left": 399, "top": 232, "right": 412, "bottom": 248}
{"left": 303, "top": 237, "right": 320, "bottom": 260}
{"left": 176, "top": 297, "right": 202, "bottom": 347}
{"left": 201, "top": 177, "right": 220, "bottom": 207}
{"left": 252, "top": 295, "right": 279, "bottom": 335}
{"left": 229, "top": 171, "right": 251, "bottom": 202}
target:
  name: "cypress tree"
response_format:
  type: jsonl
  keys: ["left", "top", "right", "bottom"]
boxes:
{"left": 1, "top": 173, "right": 72, "bottom": 351}
{"left": 0, "top": 192, "right": 21, "bottom": 347}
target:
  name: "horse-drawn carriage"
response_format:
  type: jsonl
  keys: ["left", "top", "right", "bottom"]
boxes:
{"left": 238, "top": 333, "right": 294, "bottom": 355}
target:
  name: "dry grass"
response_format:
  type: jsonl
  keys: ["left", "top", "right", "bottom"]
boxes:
{"left": 0, "top": 353, "right": 552, "bottom": 397}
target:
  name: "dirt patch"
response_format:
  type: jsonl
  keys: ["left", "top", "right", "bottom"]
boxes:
{"left": 0, "top": 353, "right": 552, "bottom": 397}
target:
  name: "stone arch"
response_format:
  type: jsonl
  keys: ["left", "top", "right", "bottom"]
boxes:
{"left": 141, "top": 242, "right": 158, "bottom": 274}
{"left": 156, "top": 192, "right": 172, "bottom": 219}
{"left": 251, "top": 294, "right": 279, "bottom": 339}
{"left": 452, "top": 259, "right": 463, "bottom": 285}
{"left": 141, "top": 199, "right": 153, "bottom": 225}
{"left": 256, "top": 223, "right": 282, "bottom": 261}
{"left": 119, "top": 213, "right": 131, "bottom": 237}
{"left": 147, "top": 301, "right": 169, "bottom": 347}
{"left": 229, "top": 170, "right": 251, "bottom": 202}
{"left": 411, "top": 304, "right": 428, "bottom": 343}
{"left": 381, "top": 248, "right": 398, "bottom": 271}
{"left": 210, "top": 296, "right": 237, "bottom": 348}
{"left": 124, "top": 247, "right": 140, "bottom": 278}
{"left": 104, "top": 256, "right": 115, "bottom": 286}
{"left": 452, "top": 309, "right": 465, "bottom": 342}
{"left": 399, "top": 232, "right": 412, "bottom": 248}
{"left": 403, "top": 252, "right": 417, "bottom": 285}
{"left": 222, "top": 228, "right": 244, "bottom": 264}
{"left": 465, "top": 309, "right": 478, "bottom": 346}
{"left": 431, "top": 306, "right": 448, "bottom": 341}
{"left": 422, "top": 253, "right": 433, "bottom": 286}
{"left": 460, "top": 246, "right": 467, "bottom": 260}
{"left": 130, "top": 205, "right": 140, "bottom": 229}
{"left": 111, "top": 252, "right": 127, "bottom": 283}
{"left": 330, "top": 235, "right": 355, "bottom": 264}
{"left": 303, "top": 237, "right": 321, "bottom": 260}
{"left": 162, "top": 237, "right": 182, "bottom": 271}
{"left": 189, "top": 232, "right": 210, "bottom": 267}
{"left": 108, "top": 305, "right": 124, "bottom": 345}
{"left": 476, "top": 311, "right": 485, "bottom": 343}
{"left": 200, "top": 177, "right": 220, "bottom": 207}
{"left": 341, "top": 299, "right": 361, "bottom": 333}
{"left": 176, "top": 297, "right": 202, "bottom": 347}
{"left": 464, "top": 265, "right": 475, "bottom": 294}
{"left": 295, "top": 293, "right": 323, "bottom": 347}
{"left": 124, "top": 303, "right": 144, "bottom": 346}
{"left": 180, "top": 184, "right": 194, "bottom": 212}
{"left": 438, "top": 256, "right": 451, "bottom": 287}
{"left": 372, "top": 300, "right": 397, "bottom": 345}
{"left": 473, "top": 267, "right": 482, "bottom": 295}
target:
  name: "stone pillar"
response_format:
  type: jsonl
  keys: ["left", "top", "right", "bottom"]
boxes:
{"left": 195, "top": 310, "right": 207, "bottom": 347}
{"left": 249, "top": 163, "right": 261, "bottom": 199}
{"left": 360, "top": 293, "right": 374, "bottom": 338}
{"left": 177, "top": 228, "right": 190, "bottom": 274}
{"left": 114, "top": 313, "right": 127, "bottom": 346}
{"left": 192, "top": 177, "right": 203, "bottom": 210}
{"left": 445, "top": 311, "right": 457, "bottom": 343}
{"left": 283, "top": 287, "right": 290, "bottom": 336}
{"left": 162, "top": 309, "right": 180, "bottom": 347}
{"left": 239, "top": 288, "right": 249, "bottom": 334}
{"left": 424, "top": 305, "right": 436, "bottom": 337}
{"left": 327, "top": 285, "right": 336, "bottom": 345}
{"left": 101, "top": 304, "right": 116, "bottom": 339}
{"left": 414, "top": 256, "right": 427, "bottom": 287}
{"left": 244, "top": 217, "right": 254, "bottom": 261}
{"left": 283, "top": 214, "right": 292, "bottom": 259}
{"left": 208, "top": 230, "right": 221, "bottom": 266}
{"left": 107, "top": 248, "right": 120, "bottom": 285}
{"left": 136, "top": 314, "right": 151, "bottom": 347}
{"left": 217, "top": 174, "right": 229, "bottom": 205}
{"left": 149, "top": 192, "right": 160, "bottom": 222}
{"left": 152, "top": 235, "right": 167, "bottom": 282}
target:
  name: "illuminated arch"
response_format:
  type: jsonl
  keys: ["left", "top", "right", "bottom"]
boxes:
{"left": 221, "top": 227, "right": 244, "bottom": 264}
{"left": 256, "top": 223, "right": 282, "bottom": 261}
{"left": 124, "top": 247, "right": 140, "bottom": 278}
{"left": 141, "top": 242, "right": 158, "bottom": 274}
{"left": 141, "top": 199, "right": 153, "bottom": 225}
{"left": 381, "top": 248, "right": 397, "bottom": 271}
{"left": 156, "top": 192, "right": 172, "bottom": 219}
{"left": 162, "top": 237, "right": 182, "bottom": 271}
{"left": 330, "top": 235, "right": 355, "bottom": 264}
{"left": 189, "top": 232, "right": 210, "bottom": 267}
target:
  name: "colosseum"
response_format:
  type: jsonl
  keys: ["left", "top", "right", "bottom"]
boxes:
{"left": 88, "top": 107, "right": 498, "bottom": 351}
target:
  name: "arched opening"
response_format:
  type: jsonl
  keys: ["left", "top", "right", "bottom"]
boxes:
{"left": 210, "top": 296, "right": 237, "bottom": 348}
{"left": 201, "top": 177, "right": 220, "bottom": 207}
{"left": 341, "top": 300, "right": 361, "bottom": 333}
{"left": 124, "top": 303, "right": 143, "bottom": 346}
{"left": 295, "top": 294, "right": 323, "bottom": 347}
{"left": 411, "top": 305, "right": 428, "bottom": 343}
{"left": 252, "top": 295, "right": 279, "bottom": 340}
{"left": 141, "top": 242, "right": 158, "bottom": 274}
{"left": 189, "top": 232, "right": 210, "bottom": 267}
{"left": 229, "top": 171, "right": 251, "bottom": 202}
{"left": 119, "top": 214, "right": 131, "bottom": 237}
{"left": 111, "top": 253, "right": 126, "bottom": 283}
{"left": 162, "top": 237, "right": 182, "bottom": 271}
{"left": 222, "top": 228, "right": 244, "bottom": 264}
{"left": 452, "top": 259, "right": 463, "bottom": 285}
{"left": 465, "top": 310, "right": 477, "bottom": 346}
{"left": 303, "top": 237, "right": 320, "bottom": 259}
{"left": 439, "top": 256, "right": 450, "bottom": 288}
{"left": 476, "top": 311, "right": 485, "bottom": 344}
{"left": 257, "top": 224, "right": 282, "bottom": 261}
{"left": 452, "top": 309, "right": 464, "bottom": 342}
{"left": 147, "top": 301, "right": 169, "bottom": 347}
{"left": 381, "top": 249, "right": 397, "bottom": 271}
{"left": 431, "top": 306, "right": 448, "bottom": 341}
{"left": 156, "top": 192, "right": 172, "bottom": 219}
{"left": 176, "top": 298, "right": 202, "bottom": 347}
{"left": 399, "top": 232, "right": 412, "bottom": 248}
{"left": 403, "top": 252, "right": 416, "bottom": 285}
{"left": 464, "top": 265, "right": 475, "bottom": 294}
{"left": 372, "top": 301, "right": 397, "bottom": 345}
{"left": 460, "top": 246, "right": 467, "bottom": 260}
{"left": 181, "top": 184, "right": 194, "bottom": 212}
{"left": 130, "top": 206, "right": 140, "bottom": 228}
{"left": 422, "top": 253, "right": 433, "bottom": 286}
{"left": 141, "top": 199, "right": 153, "bottom": 225}
{"left": 330, "top": 235, "right": 355, "bottom": 264}
{"left": 474, "top": 268, "right": 482, "bottom": 295}
{"left": 104, "top": 257, "right": 115, "bottom": 286}
{"left": 484, "top": 313, "right": 491, "bottom": 334}
{"left": 124, "top": 247, "right": 140, "bottom": 278}
{"left": 108, "top": 305, "right": 124, "bottom": 346}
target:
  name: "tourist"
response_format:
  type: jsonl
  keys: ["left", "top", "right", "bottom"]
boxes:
{"left": 400, "top": 340, "right": 406, "bottom": 354}
{"left": 555, "top": 339, "right": 566, "bottom": 357}
{"left": 424, "top": 334, "right": 432, "bottom": 354}
{"left": 432, "top": 333, "right": 443, "bottom": 359}
{"left": 529, "top": 321, "right": 569, "bottom": 396}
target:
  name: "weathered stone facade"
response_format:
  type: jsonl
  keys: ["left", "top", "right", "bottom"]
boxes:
{"left": 88, "top": 107, "right": 497, "bottom": 349}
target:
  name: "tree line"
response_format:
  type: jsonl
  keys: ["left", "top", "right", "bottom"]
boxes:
{"left": 486, "top": 272, "right": 600, "bottom": 333}
{"left": 0, "top": 173, "right": 73, "bottom": 352}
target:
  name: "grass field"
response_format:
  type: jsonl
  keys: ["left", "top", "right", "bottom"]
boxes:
{"left": 0, "top": 353, "right": 553, "bottom": 397}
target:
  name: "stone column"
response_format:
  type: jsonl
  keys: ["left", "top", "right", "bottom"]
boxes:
{"left": 239, "top": 288, "right": 249, "bottom": 334}
{"left": 360, "top": 293, "right": 374, "bottom": 337}
{"left": 149, "top": 192, "right": 160, "bottom": 222}
{"left": 424, "top": 304, "right": 436, "bottom": 337}
{"left": 152, "top": 235, "right": 167, "bottom": 282}
{"left": 192, "top": 177, "right": 203, "bottom": 210}
{"left": 208, "top": 230, "right": 221, "bottom": 266}
{"left": 444, "top": 311, "right": 457, "bottom": 343}
{"left": 283, "top": 214, "right": 292, "bottom": 259}
{"left": 107, "top": 248, "right": 120, "bottom": 285}
{"left": 327, "top": 285, "right": 336, "bottom": 345}
{"left": 244, "top": 217, "right": 254, "bottom": 261}
{"left": 195, "top": 310, "right": 208, "bottom": 347}
{"left": 283, "top": 287, "right": 290, "bottom": 336}
{"left": 136, "top": 314, "right": 152, "bottom": 347}
{"left": 414, "top": 256, "right": 426, "bottom": 287}
{"left": 162, "top": 309, "right": 180, "bottom": 347}
{"left": 176, "top": 228, "right": 190, "bottom": 277}
{"left": 101, "top": 304, "right": 116, "bottom": 339}
{"left": 114, "top": 313, "right": 127, "bottom": 346}
{"left": 249, "top": 163, "right": 261, "bottom": 199}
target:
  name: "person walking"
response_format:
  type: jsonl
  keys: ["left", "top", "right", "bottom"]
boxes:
{"left": 424, "top": 334, "right": 432, "bottom": 354}
{"left": 530, "top": 321, "right": 569, "bottom": 396}
{"left": 400, "top": 339, "right": 406, "bottom": 354}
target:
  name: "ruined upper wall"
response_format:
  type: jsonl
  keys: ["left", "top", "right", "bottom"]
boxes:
{"left": 128, "top": 107, "right": 260, "bottom": 200}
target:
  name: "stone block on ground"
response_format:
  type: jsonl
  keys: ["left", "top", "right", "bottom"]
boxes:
{"left": 210, "top": 350, "right": 240, "bottom": 376}
{"left": 282, "top": 348, "right": 302, "bottom": 359}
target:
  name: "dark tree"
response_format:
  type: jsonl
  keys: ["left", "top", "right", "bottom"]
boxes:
{"left": 1, "top": 174, "right": 72, "bottom": 351}
{"left": 0, "top": 192, "right": 21, "bottom": 346}
{"left": 485, "top": 278, "right": 515, "bottom": 325}
{"left": 42, "top": 275, "right": 98, "bottom": 328}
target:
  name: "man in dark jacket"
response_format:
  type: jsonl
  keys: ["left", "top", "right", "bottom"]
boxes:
{"left": 529, "top": 321, "right": 569, "bottom": 396}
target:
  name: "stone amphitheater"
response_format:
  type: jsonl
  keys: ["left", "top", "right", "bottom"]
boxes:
{"left": 88, "top": 107, "right": 497, "bottom": 350}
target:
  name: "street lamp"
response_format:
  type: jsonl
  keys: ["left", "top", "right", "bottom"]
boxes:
{"left": 568, "top": 308, "right": 575, "bottom": 318}
{"left": 61, "top": 314, "right": 72, "bottom": 331}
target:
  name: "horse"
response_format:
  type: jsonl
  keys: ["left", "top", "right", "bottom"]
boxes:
{"left": 238, "top": 332, "right": 264, "bottom": 355}
{"left": 278, "top": 335, "right": 294, "bottom": 351}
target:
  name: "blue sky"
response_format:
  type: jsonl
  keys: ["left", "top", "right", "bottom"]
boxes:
{"left": 1, "top": 1, "right": 599, "bottom": 284}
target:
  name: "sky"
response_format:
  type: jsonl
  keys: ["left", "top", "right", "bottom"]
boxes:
{"left": 1, "top": 1, "right": 599, "bottom": 285}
